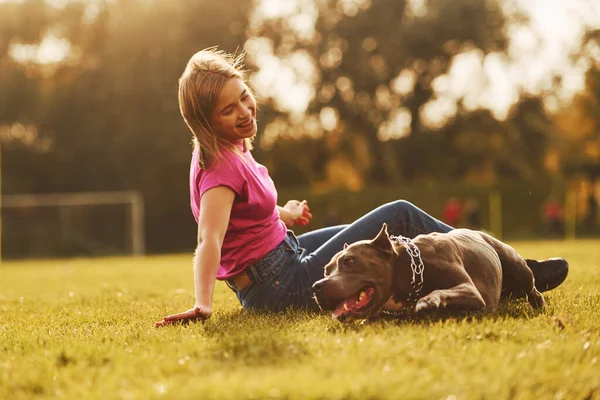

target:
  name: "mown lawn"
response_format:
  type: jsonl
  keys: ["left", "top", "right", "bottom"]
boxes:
{"left": 1, "top": 240, "right": 599, "bottom": 400}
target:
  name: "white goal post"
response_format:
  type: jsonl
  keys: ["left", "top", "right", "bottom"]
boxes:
{"left": 0, "top": 191, "right": 145, "bottom": 260}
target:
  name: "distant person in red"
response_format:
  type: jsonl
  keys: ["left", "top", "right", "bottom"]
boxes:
{"left": 442, "top": 197, "right": 463, "bottom": 227}
{"left": 543, "top": 197, "right": 563, "bottom": 238}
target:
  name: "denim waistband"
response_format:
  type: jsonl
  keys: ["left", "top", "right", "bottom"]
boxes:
{"left": 227, "top": 231, "right": 298, "bottom": 290}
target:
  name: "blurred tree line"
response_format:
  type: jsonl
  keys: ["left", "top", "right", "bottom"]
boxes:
{"left": 1, "top": 0, "right": 599, "bottom": 257}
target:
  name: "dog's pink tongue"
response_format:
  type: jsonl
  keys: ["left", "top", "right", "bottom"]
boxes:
{"left": 332, "top": 302, "right": 348, "bottom": 319}
{"left": 331, "top": 288, "right": 375, "bottom": 319}
{"left": 332, "top": 296, "right": 357, "bottom": 319}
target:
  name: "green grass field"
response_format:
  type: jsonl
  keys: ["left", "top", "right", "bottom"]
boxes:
{"left": 1, "top": 240, "right": 599, "bottom": 400}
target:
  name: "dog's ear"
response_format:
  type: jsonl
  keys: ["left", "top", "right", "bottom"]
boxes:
{"left": 344, "top": 243, "right": 349, "bottom": 250}
{"left": 371, "top": 223, "right": 394, "bottom": 253}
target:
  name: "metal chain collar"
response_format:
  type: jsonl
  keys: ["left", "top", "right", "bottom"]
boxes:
{"left": 389, "top": 235, "right": 425, "bottom": 308}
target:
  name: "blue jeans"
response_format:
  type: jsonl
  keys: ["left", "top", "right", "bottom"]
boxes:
{"left": 229, "top": 200, "right": 453, "bottom": 312}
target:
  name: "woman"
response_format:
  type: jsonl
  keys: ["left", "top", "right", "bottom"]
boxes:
{"left": 155, "top": 48, "right": 567, "bottom": 326}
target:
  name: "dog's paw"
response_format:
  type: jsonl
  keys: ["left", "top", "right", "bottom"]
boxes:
{"left": 415, "top": 296, "right": 441, "bottom": 314}
{"left": 527, "top": 289, "right": 546, "bottom": 309}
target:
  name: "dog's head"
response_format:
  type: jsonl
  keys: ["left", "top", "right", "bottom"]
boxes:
{"left": 312, "top": 223, "right": 398, "bottom": 321}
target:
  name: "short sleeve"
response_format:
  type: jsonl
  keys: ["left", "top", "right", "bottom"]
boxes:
{"left": 198, "top": 153, "right": 247, "bottom": 198}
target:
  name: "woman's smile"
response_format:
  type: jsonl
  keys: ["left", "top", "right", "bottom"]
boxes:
{"left": 236, "top": 117, "right": 256, "bottom": 135}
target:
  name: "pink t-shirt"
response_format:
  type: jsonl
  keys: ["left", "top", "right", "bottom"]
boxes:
{"left": 190, "top": 146, "right": 287, "bottom": 280}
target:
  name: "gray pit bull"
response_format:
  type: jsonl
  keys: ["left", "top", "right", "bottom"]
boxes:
{"left": 312, "top": 223, "right": 545, "bottom": 321}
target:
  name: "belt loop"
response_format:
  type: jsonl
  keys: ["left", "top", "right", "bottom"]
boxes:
{"left": 288, "top": 230, "right": 299, "bottom": 248}
{"left": 247, "top": 264, "right": 261, "bottom": 283}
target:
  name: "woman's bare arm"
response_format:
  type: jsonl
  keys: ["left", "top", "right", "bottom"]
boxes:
{"left": 155, "top": 186, "right": 235, "bottom": 326}
{"left": 193, "top": 185, "right": 235, "bottom": 309}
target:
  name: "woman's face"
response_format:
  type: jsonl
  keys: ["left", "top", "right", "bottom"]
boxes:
{"left": 211, "top": 78, "right": 257, "bottom": 143}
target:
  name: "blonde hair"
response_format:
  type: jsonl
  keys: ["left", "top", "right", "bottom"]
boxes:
{"left": 178, "top": 47, "right": 255, "bottom": 169}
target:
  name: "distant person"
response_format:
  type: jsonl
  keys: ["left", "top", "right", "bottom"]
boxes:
{"left": 585, "top": 189, "right": 599, "bottom": 235}
{"left": 442, "top": 197, "right": 463, "bottom": 227}
{"left": 464, "top": 197, "right": 482, "bottom": 230}
{"left": 543, "top": 197, "right": 563, "bottom": 238}
{"left": 155, "top": 48, "right": 569, "bottom": 326}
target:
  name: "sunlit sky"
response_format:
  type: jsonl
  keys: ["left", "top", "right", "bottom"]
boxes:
{"left": 6, "top": 0, "right": 600, "bottom": 135}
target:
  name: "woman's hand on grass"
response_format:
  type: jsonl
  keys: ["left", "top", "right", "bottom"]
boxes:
{"left": 154, "top": 306, "right": 212, "bottom": 327}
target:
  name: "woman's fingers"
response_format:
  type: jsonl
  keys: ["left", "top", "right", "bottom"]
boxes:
{"left": 302, "top": 208, "right": 312, "bottom": 220}
{"left": 300, "top": 201, "right": 312, "bottom": 218}
{"left": 154, "top": 315, "right": 199, "bottom": 328}
{"left": 295, "top": 201, "right": 312, "bottom": 226}
{"left": 295, "top": 217, "right": 310, "bottom": 226}
{"left": 154, "top": 308, "right": 209, "bottom": 328}
{"left": 164, "top": 309, "right": 196, "bottom": 321}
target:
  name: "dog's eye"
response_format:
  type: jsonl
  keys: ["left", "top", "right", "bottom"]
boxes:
{"left": 343, "top": 257, "right": 354, "bottom": 267}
